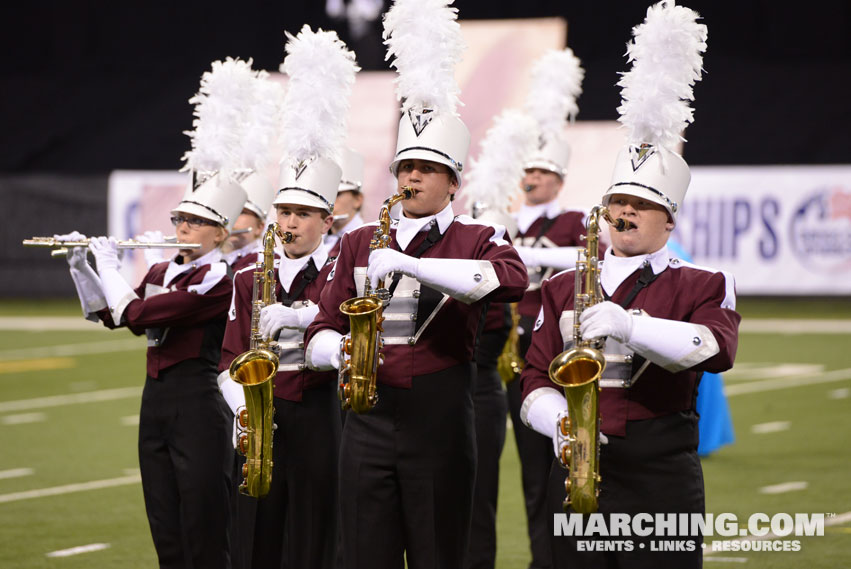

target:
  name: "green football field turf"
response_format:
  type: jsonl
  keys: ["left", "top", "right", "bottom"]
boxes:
{"left": 0, "top": 298, "right": 848, "bottom": 568}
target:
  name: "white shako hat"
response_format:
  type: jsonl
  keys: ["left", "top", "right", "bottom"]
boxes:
{"left": 172, "top": 172, "right": 248, "bottom": 231}
{"left": 464, "top": 109, "right": 539, "bottom": 241}
{"left": 338, "top": 147, "right": 364, "bottom": 192}
{"left": 521, "top": 48, "right": 585, "bottom": 179}
{"left": 235, "top": 170, "right": 276, "bottom": 220}
{"left": 179, "top": 57, "right": 258, "bottom": 231}
{"left": 276, "top": 157, "right": 342, "bottom": 213}
{"left": 523, "top": 134, "right": 572, "bottom": 179}
{"left": 275, "top": 25, "right": 359, "bottom": 214}
{"left": 602, "top": 0, "right": 708, "bottom": 223}
{"left": 383, "top": 0, "right": 469, "bottom": 188}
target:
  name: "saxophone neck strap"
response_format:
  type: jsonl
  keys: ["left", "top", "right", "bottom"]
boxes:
{"left": 387, "top": 221, "right": 445, "bottom": 297}
{"left": 603, "top": 262, "right": 659, "bottom": 309}
{"left": 279, "top": 258, "right": 319, "bottom": 307}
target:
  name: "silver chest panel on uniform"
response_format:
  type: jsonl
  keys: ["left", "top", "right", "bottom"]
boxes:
{"left": 275, "top": 299, "right": 312, "bottom": 372}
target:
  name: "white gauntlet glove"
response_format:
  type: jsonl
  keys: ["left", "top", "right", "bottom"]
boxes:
{"left": 89, "top": 236, "right": 121, "bottom": 272}
{"left": 579, "top": 301, "right": 633, "bottom": 343}
{"left": 217, "top": 371, "right": 247, "bottom": 449}
{"left": 515, "top": 245, "right": 580, "bottom": 271}
{"left": 305, "top": 329, "right": 344, "bottom": 371}
{"left": 135, "top": 230, "right": 165, "bottom": 268}
{"left": 90, "top": 236, "right": 137, "bottom": 322}
{"left": 54, "top": 231, "right": 89, "bottom": 269}
{"left": 367, "top": 248, "right": 419, "bottom": 289}
{"left": 259, "top": 304, "right": 299, "bottom": 338}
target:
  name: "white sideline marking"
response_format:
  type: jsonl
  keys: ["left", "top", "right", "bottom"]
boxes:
{"left": 121, "top": 415, "right": 140, "bottom": 426}
{"left": 0, "top": 468, "right": 34, "bottom": 480}
{"left": 725, "top": 367, "right": 851, "bottom": 397}
{"left": 725, "top": 363, "right": 824, "bottom": 381}
{"left": 740, "top": 319, "right": 851, "bottom": 334}
{"left": 46, "top": 543, "right": 110, "bottom": 558}
{"left": 0, "top": 387, "right": 141, "bottom": 413}
{"left": 1, "top": 412, "right": 46, "bottom": 425}
{"left": 0, "top": 474, "right": 141, "bottom": 504}
{"left": 829, "top": 388, "right": 850, "bottom": 399}
{"left": 750, "top": 421, "right": 790, "bottom": 434}
{"left": 0, "top": 317, "right": 108, "bottom": 331}
{"left": 0, "top": 338, "right": 143, "bottom": 362}
{"left": 759, "top": 481, "right": 808, "bottom": 494}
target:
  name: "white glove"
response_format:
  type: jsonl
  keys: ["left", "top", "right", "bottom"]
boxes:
{"left": 367, "top": 248, "right": 419, "bottom": 290}
{"left": 54, "top": 231, "right": 88, "bottom": 270}
{"left": 515, "top": 245, "right": 541, "bottom": 267}
{"left": 305, "top": 329, "right": 344, "bottom": 371}
{"left": 579, "top": 301, "right": 634, "bottom": 344}
{"left": 89, "top": 236, "right": 121, "bottom": 272}
{"left": 136, "top": 230, "right": 165, "bottom": 268}
{"left": 217, "top": 371, "right": 247, "bottom": 449}
{"left": 259, "top": 304, "right": 299, "bottom": 339}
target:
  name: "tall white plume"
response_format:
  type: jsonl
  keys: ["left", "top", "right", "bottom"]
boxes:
{"left": 523, "top": 48, "right": 585, "bottom": 140}
{"left": 279, "top": 25, "right": 359, "bottom": 167}
{"left": 382, "top": 0, "right": 465, "bottom": 116}
{"left": 181, "top": 57, "right": 258, "bottom": 177}
{"left": 463, "top": 110, "right": 538, "bottom": 213}
{"left": 237, "top": 69, "right": 285, "bottom": 172}
{"left": 616, "top": 0, "right": 708, "bottom": 150}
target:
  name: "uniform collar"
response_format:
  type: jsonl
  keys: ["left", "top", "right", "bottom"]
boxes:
{"left": 223, "top": 239, "right": 261, "bottom": 266}
{"left": 164, "top": 248, "right": 222, "bottom": 287}
{"left": 515, "top": 199, "right": 561, "bottom": 234}
{"left": 395, "top": 202, "right": 454, "bottom": 251}
{"left": 600, "top": 245, "right": 669, "bottom": 297}
{"left": 278, "top": 241, "right": 328, "bottom": 293}
{"left": 338, "top": 212, "right": 364, "bottom": 236}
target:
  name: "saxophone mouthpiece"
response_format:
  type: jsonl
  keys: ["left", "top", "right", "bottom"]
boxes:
{"left": 523, "top": 184, "right": 535, "bottom": 193}
{"left": 399, "top": 186, "right": 414, "bottom": 199}
{"left": 613, "top": 218, "right": 635, "bottom": 232}
{"left": 278, "top": 230, "right": 294, "bottom": 244}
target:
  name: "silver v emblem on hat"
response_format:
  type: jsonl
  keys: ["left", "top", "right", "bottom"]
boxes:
{"left": 294, "top": 157, "right": 316, "bottom": 180}
{"left": 408, "top": 108, "right": 434, "bottom": 137}
{"left": 630, "top": 143, "right": 656, "bottom": 171}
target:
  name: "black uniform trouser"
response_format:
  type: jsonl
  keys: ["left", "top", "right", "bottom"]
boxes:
{"left": 507, "top": 315, "right": 556, "bottom": 569}
{"left": 232, "top": 382, "right": 341, "bottom": 569}
{"left": 138, "top": 359, "right": 234, "bottom": 569}
{"left": 549, "top": 410, "right": 704, "bottom": 569}
{"left": 465, "top": 330, "right": 508, "bottom": 569}
{"left": 340, "top": 362, "right": 477, "bottom": 569}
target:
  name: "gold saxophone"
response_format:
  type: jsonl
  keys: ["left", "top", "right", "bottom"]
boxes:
{"left": 228, "top": 223, "right": 293, "bottom": 497}
{"left": 496, "top": 302, "right": 524, "bottom": 383}
{"left": 338, "top": 187, "right": 413, "bottom": 413}
{"left": 547, "top": 205, "right": 633, "bottom": 513}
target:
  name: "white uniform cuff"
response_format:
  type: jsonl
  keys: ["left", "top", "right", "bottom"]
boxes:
{"left": 416, "top": 258, "right": 499, "bottom": 304}
{"left": 306, "top": 329, "right": 343, "bottom": 371}
{"left": 99, "top": 268, "right": 138, "bottom": 323}
{"left": 69, "top": 265, "right": 107, "bottom": 320}
{"left": 627, "top": 316, "right": 720, "bottom": 372}
{"left": 217, "top": 371, "right": 246, "bottom": 416}
{"left": 520, "top": 387, "right": 567, "bottom": 438}
{"left": 525, "top": 246, "right": 581, "bottom": 271}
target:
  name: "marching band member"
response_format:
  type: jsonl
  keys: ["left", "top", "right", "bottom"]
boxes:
{"left": 325, "top": 147, "right": 367, "bottom": 258}
{"left": 462, "top": 109, "right": 538, "bottom": 569}
{"left": 58, "top": 169, "right": 247, "bottom": 568}
{"left": 509, "top": 48, "right": 589, "bottom": 569}
{"left": 216, "top": 26, "right": 358, "bottom": 569}
{"left": 305, "top": 2, "right": 528, "bottom": 567}
{"left": 519, "top": 4, "right": 739, "bottom": 567}
{"left": 55, "top": 57, "right": 258, "bottom": 569}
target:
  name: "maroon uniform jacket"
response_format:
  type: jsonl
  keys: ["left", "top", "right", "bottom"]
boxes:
{"left": 516, "top": 209, "right": 587, "bottom": 319}
{"left": 305, "top": 214, "right": 529, "bottom": 389}
{"left": 225, "top": 241, "right": 262, "bottom": 274}
{"left": 219, "top": 252, "right": 336, "bottom": 402}
{"left": 96, "top": 257, "right": 233, "bottom": 378}
{"left": 520, "top": 249, "right": 740, "bottom": 437}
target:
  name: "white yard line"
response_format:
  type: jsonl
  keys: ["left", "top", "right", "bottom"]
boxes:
{"left": 759, "top": 481, "right": 809, "bottom": 494}
{"left": 0, "top": 338, "right": 144, "bottom": 362}
{"left": 1, "top": 412, "right": 46, "bottom": 425}
{"left": 0, "top": 317, "right": 108, "bottom": 331}
{"left": 750, "top": 421, "right": 790, "bottom": 434}
{"left": 0, "top": 468, "right": 34, "bottom": 480}
{"left": 0, "top": 387, "right": 141, "bottom": 413}
{"left": 46, "top": 543, "right": 110, "bottom": 558}
{"left": 0, "top": 474, "right": 141, "bottom": 504}
{"left": 725, "top": 368, "right": 851, "bottom": 397}
{"left": 740, "top": 319, "right": 851, "bottom": 334}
